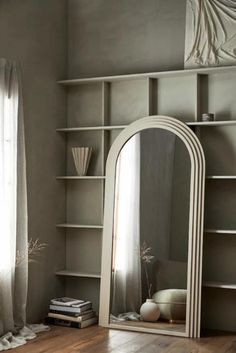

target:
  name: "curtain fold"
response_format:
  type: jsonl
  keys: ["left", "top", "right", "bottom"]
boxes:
{"left": 0, "top": 58, "right": 28, "bottom": 345}
{"left": 111, "top": 134, "right": 142, "bottom": 317}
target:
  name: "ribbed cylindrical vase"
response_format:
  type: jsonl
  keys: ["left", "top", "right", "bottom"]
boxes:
{"left": 72, "top": 147, "right": 92, "bottom": 176}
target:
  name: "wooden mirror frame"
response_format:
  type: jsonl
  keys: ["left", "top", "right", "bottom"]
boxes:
{"left": 99, "top": 116, "right": 205, "bottom": 338}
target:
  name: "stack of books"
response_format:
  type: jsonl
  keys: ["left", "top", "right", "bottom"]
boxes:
{"left": 46, "top": 297, "right": 98, "bottom": 328}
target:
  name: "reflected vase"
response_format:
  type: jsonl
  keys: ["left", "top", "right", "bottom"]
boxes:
{"left": 72, "top": 147, "right": 92, "bottom": 176}
{"left": 140, "top": 299, "right": 160, "bottom": 322}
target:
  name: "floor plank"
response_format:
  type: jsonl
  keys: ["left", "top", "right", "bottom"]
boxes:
{"left": 9, "top": 325, "right": 236, "bottom": 353}
{"left": 112, "top": 320, "right": 185, "bottom": 333}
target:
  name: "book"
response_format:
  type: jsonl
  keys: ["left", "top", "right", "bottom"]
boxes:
{"left": 49, "top": 302, "right": 92, "bottom": 314}
{"left": 50, "top": 297, "right": 84, "bottom": 307}
{"left": 71, "top": 301, "right": 92, "bottom": 308}
{"left": 48, "top": 310, "right": 95, "bottom": 322}
{"left": 49, "top": 309, "right": 93, "bottom": 318}
{"left": 49, "top": 309, "right": 79, "bottom": 317}
{"left": 46, "top": 316, "right": 98, "bottom": 328}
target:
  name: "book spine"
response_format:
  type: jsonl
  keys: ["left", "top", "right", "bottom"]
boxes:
{"left": 72, "top": 301, "right": 91, "bottom": 308}
{"left": 48, "top": 311, "right": 95, "bottom": 322}
{"left": 49, "top": 304, "right": 92, "bottom": 314}
{"left": 49, "top": 310, "right": 79, "bottom": 317}
{"left": 46, "top": 317, "right": 82, "bottom": 328}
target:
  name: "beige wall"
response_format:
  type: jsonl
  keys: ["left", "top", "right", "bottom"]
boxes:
{"left": 0, "top": 0, "right": 67, "bottom": 322}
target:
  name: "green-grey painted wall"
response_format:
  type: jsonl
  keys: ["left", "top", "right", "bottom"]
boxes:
{"left": 68, "top": 0, "right": 186, "bottom": 78}
{"left": 0, "top": 0, "right": 187, "bottom": 323}
{"left": 0, "top": 0, "right": 67, "bottom": 322}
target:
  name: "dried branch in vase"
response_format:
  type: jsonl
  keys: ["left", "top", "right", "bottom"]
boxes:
{"left": 16, "top": 238, "right": 48, "bottom": 267}
{"left": 140, "top": 241, "right": 155, "bottom": 299}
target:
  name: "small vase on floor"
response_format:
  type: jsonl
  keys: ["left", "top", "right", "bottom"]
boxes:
{"left": 72, "top": 147, "right": 92, "bottom": 176}
{"left": 140, "top": 299, "right": 160, "bottom": 322}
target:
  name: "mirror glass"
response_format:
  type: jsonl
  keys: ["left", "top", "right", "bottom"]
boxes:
{"left": 110, "top": 128, "right": 191, "bottom": 334}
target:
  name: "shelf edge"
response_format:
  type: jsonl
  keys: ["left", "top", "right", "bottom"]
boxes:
{"left": 55, "top": 270, "right": 101, "bottom": 279}
{"left": 203, "top": 281, "right": 236, "bottom": 290}
{"left": 57, "top": 65, "right": 236, "bottom": 85}
{"left": 56, "top": 223, "right": 103, "bottom": 229}
{"left": 204, "top": 229, "right": 236, "bottom": 234}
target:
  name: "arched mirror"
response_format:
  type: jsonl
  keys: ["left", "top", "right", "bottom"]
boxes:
{"left": 99, "top": 116, "right": 205, "bottom": 338}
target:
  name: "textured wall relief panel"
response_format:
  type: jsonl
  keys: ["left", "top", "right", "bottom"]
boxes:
{"left": 185, "top": 0, "right": 236, "bottom": 68}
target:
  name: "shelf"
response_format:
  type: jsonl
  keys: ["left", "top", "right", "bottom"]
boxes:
{"left": 57, "top": 175, "right": 236, "bottom": 181}
{"left": 56, "top": 223, "right": 103, "bottom": 229}
{"left": 206, "top": 176, "right": 236, "bottom": 180}
{"left": 56, "top": 125, "right": 127, "bottom": 132}
{"left": 57, "top": 65, "right": 236, "bottom": 86}
{"left": 56, "top": 121, "right": 236, "bottom": 133}
{"left": 187, "top": 120, "right": 236, "bottom": 127}
{"left": 203, "top": 281, "right": 236, "bottom": 290}
{"left": 55, "top": 270, "right": 101, "bottom": 279}
{"left": 204, "top": 229, "right": 236, "bottom": 235}
{"left": 56, "top": 176, "right": 105, "bottom": 180}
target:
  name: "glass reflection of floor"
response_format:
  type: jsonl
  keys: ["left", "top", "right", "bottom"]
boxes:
{"left": 112, "top": 320, "right": 186, "bottom": 333}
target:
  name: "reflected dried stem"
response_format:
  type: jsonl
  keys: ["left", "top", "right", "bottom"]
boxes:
{"left": 140, "top": 241, "right": 155, "bottom": 299}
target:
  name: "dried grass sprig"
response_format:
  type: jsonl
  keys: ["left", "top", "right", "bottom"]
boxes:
{"left": 140, "top": 241, "right": 155, "bottom": 299}
{"left": 140, "top": 242, "right": 154, "bottom": 264}
{"left": 16, "top": 238, "right": 47, "bottom": 267}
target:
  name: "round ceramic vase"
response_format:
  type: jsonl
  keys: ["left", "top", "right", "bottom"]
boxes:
{"left": 140, "top": 299, "right": 160, "bottom": 322}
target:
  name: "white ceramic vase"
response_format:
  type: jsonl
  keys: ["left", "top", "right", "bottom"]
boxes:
{"left": 140, "top": 299, "right": 160, "bottom": 322}
{"left": 72, "top": 147, "right": 92, "bottom": 176}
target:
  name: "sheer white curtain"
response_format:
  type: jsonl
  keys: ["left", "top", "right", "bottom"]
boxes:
{"left": 111, "top": 134, "right": 142, "bottom": 317}
{"left": 0, "top": 58, "right": 28, "bottom": 349}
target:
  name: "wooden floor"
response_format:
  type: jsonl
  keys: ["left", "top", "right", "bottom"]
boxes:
{"left": 10, "top": 325, "right": 236, "bottom": 353}
{"left": 112, "top": 320, "right": 186, "bottom": 333}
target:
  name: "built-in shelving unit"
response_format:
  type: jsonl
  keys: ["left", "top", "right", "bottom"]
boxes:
{"left": 56, "top": 64, "right": 236, "bottom": 330}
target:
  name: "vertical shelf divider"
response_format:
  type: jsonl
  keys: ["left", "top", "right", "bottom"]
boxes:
{"left": 194, "top": 74, "right": 209, "bottom": 137}
{"left": 147, "top": 78, "right": 158, "bottom": 116}
{"left": 65, "top": 89, "right": 69, "bottom": 267}
{"left": 194, "top": 74, "right": 201, "bottom": 122}
{"left": 101, "top": 81, "right": 110, "bottom": 223}
{"left": 194, "top": 74, "right": 202, "bottom": 139}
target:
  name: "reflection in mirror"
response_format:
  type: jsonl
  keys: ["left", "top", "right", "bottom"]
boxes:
{"left": 110, "top": 128, "right": 191, "bottom": 334}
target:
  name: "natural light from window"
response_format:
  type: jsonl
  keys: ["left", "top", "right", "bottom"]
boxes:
{"left": 0, "top": 92, "right": 17, "bottom": 271}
